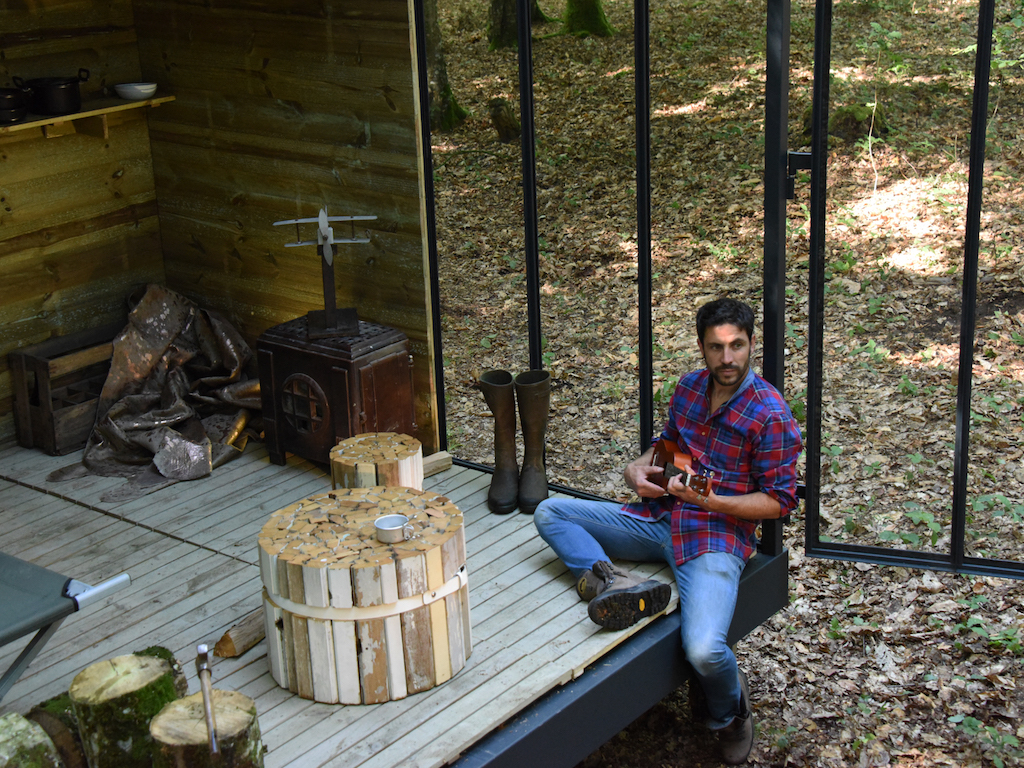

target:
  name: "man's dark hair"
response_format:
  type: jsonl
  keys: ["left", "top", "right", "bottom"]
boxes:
{"left": 696, "top": 298, "right": 756, "bottom": 343}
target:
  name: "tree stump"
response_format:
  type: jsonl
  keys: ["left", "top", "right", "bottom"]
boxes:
{"left": 69, "top": 654, "right": 183, "bottom": 768}
{"left": 258, "top": 487, "right": 470, "bottom": 704}
{"left": 150, "top": 690, "right": 263, "bottom": 768}
{"left": 487, "top": 98, "right": 521, "bottom": 144}
{"left": 0, "top": 712, "right": 62, "bottom": 768}
{"left": 329, "top": 432, "right": 424, "bottom": 491}
{"left": 28, "top": 694, "right": 86, "bottom": 768}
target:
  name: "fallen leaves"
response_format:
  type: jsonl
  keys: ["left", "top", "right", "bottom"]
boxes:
{"left": 432, "top": 0, "right": 1024, "bottom": 763}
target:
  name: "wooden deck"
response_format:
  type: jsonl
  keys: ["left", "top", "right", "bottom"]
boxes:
{"left": 0, "top": 440, "right": 678, "bottom": 767}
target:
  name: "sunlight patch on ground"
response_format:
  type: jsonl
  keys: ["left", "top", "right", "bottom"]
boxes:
{"left": 888, "top": 244, "right": 946, "bottom": 273}
{"left": 843, "top": 175, "right": 965, "bottom": 248}
{"left": 654, "top": 98, "right": 708, "bottom": 116}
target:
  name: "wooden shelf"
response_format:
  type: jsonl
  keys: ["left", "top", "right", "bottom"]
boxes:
{"left": 0, "top": 94, "right": 175, "bottom": 138}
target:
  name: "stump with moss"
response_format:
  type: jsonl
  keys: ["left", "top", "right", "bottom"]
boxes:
{"left": 28, "top": 694, "right": 85, "bottom": 768}
{"left": 0, "top": 712, "right": 62, "bottom": 768}
{"left": 150, "top": 690, "right": 264, "bottom": 768}
{"left": 69, "top": 654, "right": 183, "bottom": 768}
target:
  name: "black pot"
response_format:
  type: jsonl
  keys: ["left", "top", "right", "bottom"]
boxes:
{"left": 0, "top": 85, "right": 30, "bottom": 109}
{"left": 0, "top": 106, "right": 28, "bottom": 124}
{"left": 13, "top": 68, "right": 90, "bottom": 116}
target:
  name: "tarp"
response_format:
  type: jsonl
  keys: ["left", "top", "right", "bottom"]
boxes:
{"left": 48, "top": 284, "right": 261, "bottom": 501}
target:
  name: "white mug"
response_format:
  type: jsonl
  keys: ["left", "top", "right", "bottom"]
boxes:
{"left": 375, "top": 514, "right": 414, "bottom": 544}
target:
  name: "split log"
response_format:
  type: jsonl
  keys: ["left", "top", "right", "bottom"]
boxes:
{"left": 214, "top": 610, "right": 266, "bottom": 658}
{"left": 329, "top": 432, "right": 423, "bottom": 490}
{"left": 258, "top": 487, "right": 470, "bottom": 704}
{"left": 69, "top": 654, "right": 183, "bottom": 768}
{"left": 150, "top": 690, "right": 264, "bottom": 768}
{"left": 0, "top": 712, "right": 62, "bottom": 768}
{"left": 422, "top": 450, "right": 452, "bottom": 478}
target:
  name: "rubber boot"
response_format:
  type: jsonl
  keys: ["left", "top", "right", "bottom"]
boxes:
{"left": 514, "top": 370, "right": 550, "bottom": 514}
{"left": 478, "top": 370, "right": 519, "bottom": 514}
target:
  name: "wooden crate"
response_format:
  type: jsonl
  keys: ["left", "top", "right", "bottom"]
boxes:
{"left": 9, "top": 323, "right": 121, "bottom": 455}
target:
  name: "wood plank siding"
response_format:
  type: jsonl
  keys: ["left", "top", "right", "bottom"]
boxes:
{"left": 0, "top": 0, "right": 438, "bottom": 452}
{"left": 0, "top": 1, "right": 165, "bottom": 438}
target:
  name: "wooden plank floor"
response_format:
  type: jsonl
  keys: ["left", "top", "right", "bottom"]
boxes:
{"left": 0, "top": 440, "right": 677, "bottom": 767}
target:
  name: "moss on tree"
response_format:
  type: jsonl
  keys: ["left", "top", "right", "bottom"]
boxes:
{"left": 561, "top": 0, "right": 615, "bottom": 38}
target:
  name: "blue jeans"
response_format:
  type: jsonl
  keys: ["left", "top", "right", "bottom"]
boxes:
{"left": 534, "top": 497, "right": 745, "bottom": 729}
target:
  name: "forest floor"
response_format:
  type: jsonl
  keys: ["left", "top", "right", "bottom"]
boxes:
{"left": 431, "top": 0, "right": 1024, "bottom": 764}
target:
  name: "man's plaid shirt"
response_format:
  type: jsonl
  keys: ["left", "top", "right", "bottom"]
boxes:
{"left": 621, "top": 366, "right": 803, "bottom": 565}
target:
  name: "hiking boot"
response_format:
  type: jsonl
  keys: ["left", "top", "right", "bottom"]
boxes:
{"left": 718, "top": 669, "right": 754, "bottom": 765}
{"left": 585, "top": 561, "right": 671, "bottom": 630}
{"left": 575, "top": 568, "right": 605, "bottom": 602}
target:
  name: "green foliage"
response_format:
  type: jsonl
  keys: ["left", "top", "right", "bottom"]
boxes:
{"left": 949, "top": 715, "right": 1024, "bottom": 767}
{"left": 898, "top": 376, "right": 918, "bottom": 396}
{"left": 903, "top": 501, "right": 942, "bottom": 546}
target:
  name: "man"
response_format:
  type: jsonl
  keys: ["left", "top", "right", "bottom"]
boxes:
{"left": 534, "top": 297, "right": 802, "bottom": 765}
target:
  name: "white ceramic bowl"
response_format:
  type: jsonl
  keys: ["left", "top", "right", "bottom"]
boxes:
{"left": 114, "top": 82, "right": 157, "bottom": 100}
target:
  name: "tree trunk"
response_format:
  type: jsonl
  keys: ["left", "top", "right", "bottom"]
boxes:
{"left": 488, "top": 0, "right": 557, "bottom": 50}
{"left": 0, "top": 712, "right": 62, "bottom": 768}
{"left": 69, "top": 654, "right": 183, "bottom": 768}
{"left": 423, "top": 0, "right": 468, "bottom": 132}
{"left": 562, "top": 0, "right": 615, "bottom": 37}
{"left": 150, "top": 690, "right": 264, "bottom": 768}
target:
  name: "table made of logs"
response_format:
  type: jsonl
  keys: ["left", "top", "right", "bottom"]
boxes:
{"left": 258, "top": 487, "right": 470, "bottom": 706}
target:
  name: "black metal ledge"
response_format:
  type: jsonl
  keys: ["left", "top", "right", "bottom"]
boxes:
{"left": 448, "top": 550, "right": 789, "bottom": 768}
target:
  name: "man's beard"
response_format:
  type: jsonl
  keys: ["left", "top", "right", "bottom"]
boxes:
{"left": 707, "top": 361, "right": 748, "bottom": 389}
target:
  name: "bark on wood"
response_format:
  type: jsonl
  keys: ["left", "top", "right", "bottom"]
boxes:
{"left": 487, "top": 0, "right": 557, "bottom": 50}
{"left": 562, "top": 0, "right": 616, "bottom": 37}
{"left": 0, "top": 712, "right": 62, "bottom": 768}
{"left": 27, "top": 699, "right": 86, "bottom": 768}
{"left": 150, "top": 690, "right": 264, "bottom": 768}
{"left": 258, "top": 487, "right": 468, "bottom": 703}
{"left": 422, "top": 0, "right": 469, "bottom": 131}
{"left": 213, "top": 610, "right": 266, "bottom": 658}
{"left": 69, "top": 654, "right": 182, "bottom": 768}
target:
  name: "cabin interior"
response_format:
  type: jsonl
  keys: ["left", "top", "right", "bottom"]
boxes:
{"left": 0, "top": 0, "right": 439, "bottom": 454}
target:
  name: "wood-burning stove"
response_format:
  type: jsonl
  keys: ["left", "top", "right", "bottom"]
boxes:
{"left": 257, "top": 315, "right": 415, "bottom": 466}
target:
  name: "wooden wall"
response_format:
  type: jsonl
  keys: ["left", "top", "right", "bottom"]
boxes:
{"left": 0, "top": 0, "right": 166, "bottom": 444}
{"left": 133, "top": 0, "right": 437, "bottom": 452}
{"left": 0, "top": 0, "right": 438, "bottom": 453}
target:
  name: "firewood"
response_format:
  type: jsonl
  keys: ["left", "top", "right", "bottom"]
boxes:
{"left": 68, "top": 654, "right": 183, "bottom": 768}
{"left": 258, "top": 487, "right": 468, "bottom": 704}
{"left": 422, "top": 450, "right": 452, "bottom": 477}
{"left": 0, "top": 712, "right": 63, "bottom": 768}
{"left": 330, "top": 432, "right": 424, "bottom": 491}
{"left": 150, "top": 690, "right": 264, "bottom": 768}
{"left": 213, "top": 610, "right": 266, "bottom": 658}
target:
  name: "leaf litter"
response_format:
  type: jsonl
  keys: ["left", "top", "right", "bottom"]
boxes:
{"left": 432, "top": 0, "right": 1024, "bottom": 763}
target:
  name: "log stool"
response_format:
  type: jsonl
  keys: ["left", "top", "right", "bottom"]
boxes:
{"left": 329, "top": 432, "right": 424, "bottom": 491}
{"left": 258, "top": 488, "right": 470, "bottom": 705}
{"left": 68, "top": 654, "right": 184, "bottom": 768}
{"left": 150, "top": 690, "right": 263, "bottom": 768}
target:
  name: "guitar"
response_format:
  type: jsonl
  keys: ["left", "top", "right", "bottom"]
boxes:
{"left": 650, "top": 438, "right": 713, "bottom": 496}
